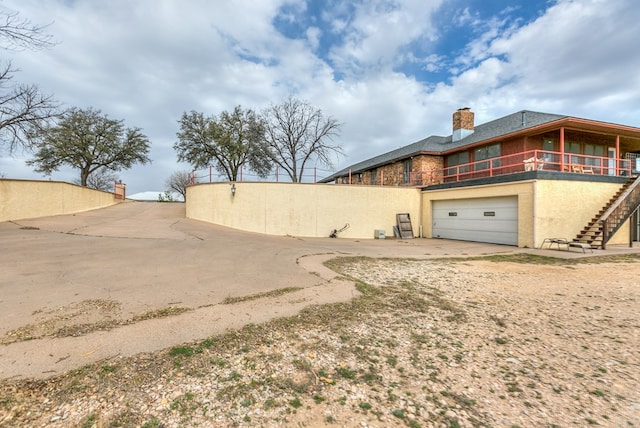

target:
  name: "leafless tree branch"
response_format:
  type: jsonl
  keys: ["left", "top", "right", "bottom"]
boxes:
{"left": 0, "top": 10, "right": 55, "bottom": 51}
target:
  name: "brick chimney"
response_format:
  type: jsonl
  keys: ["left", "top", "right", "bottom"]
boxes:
{"left": 452, "top": 107, "right": 474, "bottom": 141}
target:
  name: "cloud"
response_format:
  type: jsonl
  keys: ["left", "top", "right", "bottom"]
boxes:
{"left": 326, "top": 0, "right": 444, "bottom": 76}
{"left": 425, "top": 0, "right": 640, "bottom": 123}
{"left": 1, "top": 0, "right": 639, "bottom": 192}
{"left": 305, "top": 26, "right": 322, "bottom": 50}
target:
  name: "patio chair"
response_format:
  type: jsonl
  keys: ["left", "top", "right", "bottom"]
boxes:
{"left": 523, "top": 157, "right": 536, "bottom": 171}
{"left": 540, "top": 238, "right": 569, "bottom": 250}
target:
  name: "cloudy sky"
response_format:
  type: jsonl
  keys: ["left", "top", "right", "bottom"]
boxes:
{"left": 1, "top": 0, "right": 639, "bottom": 196}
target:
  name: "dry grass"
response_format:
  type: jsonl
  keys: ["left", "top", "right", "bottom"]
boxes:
{"left": 0, "top": 254, "right": 638, "bottom": 427}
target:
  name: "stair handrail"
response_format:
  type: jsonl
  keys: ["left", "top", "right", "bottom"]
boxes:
{"left": 599, "top": 175, "right": 640, "bottom": 249}
{"left": 599, "top": 176, "right": 640, "bottom": 220}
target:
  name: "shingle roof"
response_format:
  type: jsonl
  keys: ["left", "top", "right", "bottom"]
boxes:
{"left": 320, "top": 110, "right": 566, "bottom": 183}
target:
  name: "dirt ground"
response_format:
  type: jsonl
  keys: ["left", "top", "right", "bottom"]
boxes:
{"left": 1, "top": 255, "right": 639, "bottom": 427}
{"left": 0, "top": 203, "right": 639, "bottom": 427}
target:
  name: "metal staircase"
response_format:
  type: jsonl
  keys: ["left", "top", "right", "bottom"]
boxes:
{"left": 573, "top": 176, "right": 640, "bottom": 249}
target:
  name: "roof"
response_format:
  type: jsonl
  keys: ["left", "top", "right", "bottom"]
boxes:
{"left": 320, "top": 110, "right": 566, "bottom": 182}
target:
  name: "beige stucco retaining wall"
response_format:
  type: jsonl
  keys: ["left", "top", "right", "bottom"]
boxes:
{"left": 186, "top": 182, "right": 422, "bottom": 239}
{"left": 187, "top": 180, "right": 632, "bottom": 246}
{"left": 533, "top": 180, "right": 629, "bottom": 247}
{"left": 0, "top": 179, "right": 119, "bottom": 222}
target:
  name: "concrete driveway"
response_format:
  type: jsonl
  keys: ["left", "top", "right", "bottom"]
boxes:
{"left": 1, "top": 201, "right": 620, "bottom": 380}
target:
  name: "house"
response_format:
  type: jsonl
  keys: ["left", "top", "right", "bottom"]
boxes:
{"left": 321, "top": 108, "right": 640, "bottom": 248}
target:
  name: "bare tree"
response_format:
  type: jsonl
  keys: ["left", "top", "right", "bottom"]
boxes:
{"left": 0, "top": 10, "right": 59, "bottom": 152}
{"left": 0, "top": 11, "right": 55, "bottom": 51}
{"left": 166, "top": 170, "right": 192, "bottom": 202}
{"left": 74, "top": 167, "right": 119, "bottom": 191}
{"left": 262, "top": 96, "right": 343, "bottom": 183}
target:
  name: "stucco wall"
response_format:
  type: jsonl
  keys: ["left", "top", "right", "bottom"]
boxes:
{"left": 533, "top": 180, "right": 629, "bottom": 246}
{"left": 187, "top": 180, "right": 632, "bottom": 247}
{"left": 0, "top": 179, "right": 119, "bottom": 222}
{"left": 186, "top": 182, "right": 422, "bottom": 239}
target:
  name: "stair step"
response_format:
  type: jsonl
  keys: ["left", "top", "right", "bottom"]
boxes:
{"left": 578, "top": 230, "right": 602, "bottom": 235}
{"left": 574, "top": 177, "right": 639, "bottom": 249}
{"left": 577, "top": 236, "right": 602, "bottom": 241}
{"left": 577, "top": 233, "right": 602, "bottom": 237}
{"left": 582, "top": 224, "right": 602, "bottom": 229}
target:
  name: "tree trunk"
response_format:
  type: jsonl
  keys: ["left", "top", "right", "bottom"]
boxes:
{"left": 80, "top": 168, "right": 90, "bottom": 187}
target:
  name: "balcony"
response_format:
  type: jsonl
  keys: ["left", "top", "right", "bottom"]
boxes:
{"left": 410, "top": 150, "right": 636, "bottom": 187}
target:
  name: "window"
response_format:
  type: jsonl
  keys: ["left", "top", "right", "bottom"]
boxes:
{"left": 370, "top": 168, "right": 377, "bottom": 185}
{"left": 474, "top": 143, "right": 501, "bottom": 170}
{"left": 584, "top": 144, "right": 605, "bottom": 168}
{"left": 403, "top": 159, "right": 412, "bottom": 184}
{"left": 564, "top": 141, "right": 581, "bottom": 164}
{"left": 542, "top": 139, "right": 555, "bottom": 162}
{"left": 446, "top": 152, "right": 469, "bottom": 176}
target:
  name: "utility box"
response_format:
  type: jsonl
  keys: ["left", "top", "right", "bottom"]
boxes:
{"left": 374, "top": 229, "right": 386, "bottom": 239}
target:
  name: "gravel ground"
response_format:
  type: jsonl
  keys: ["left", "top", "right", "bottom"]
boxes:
{"left": 1, "top": 254, "right": 639, "bottom": 427}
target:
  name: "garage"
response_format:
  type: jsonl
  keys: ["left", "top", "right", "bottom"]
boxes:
{"left": 432, "top": 196, "right": 518, "bottom": 245}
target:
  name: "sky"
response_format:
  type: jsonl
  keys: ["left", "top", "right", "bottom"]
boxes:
{"left": 1, "top": 0, "right": 639, "bottom": 197}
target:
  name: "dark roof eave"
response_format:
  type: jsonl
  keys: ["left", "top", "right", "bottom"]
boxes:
{"left": 440, "top": 117, "right": 640, "bottom": 155}
{"left": 331, "top": 150, "right": 442, "bottom": 177}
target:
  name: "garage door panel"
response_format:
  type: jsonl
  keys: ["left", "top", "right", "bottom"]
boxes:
{"left": 432, "top": 197, "right": 518, "bottom": 246}
{"left": 434, "top": 218, "right": 517, "bottom": 231}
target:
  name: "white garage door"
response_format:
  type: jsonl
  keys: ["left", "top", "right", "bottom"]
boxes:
{"left": 432, "top": 196, "right": 518, "bottom": 246}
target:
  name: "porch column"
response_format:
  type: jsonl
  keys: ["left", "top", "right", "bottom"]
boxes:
{"left": 560, "top": 127, "right": 565, "bottom": 171}
{"left": 616, "top": 135, "right": 620, "bottom": 175}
